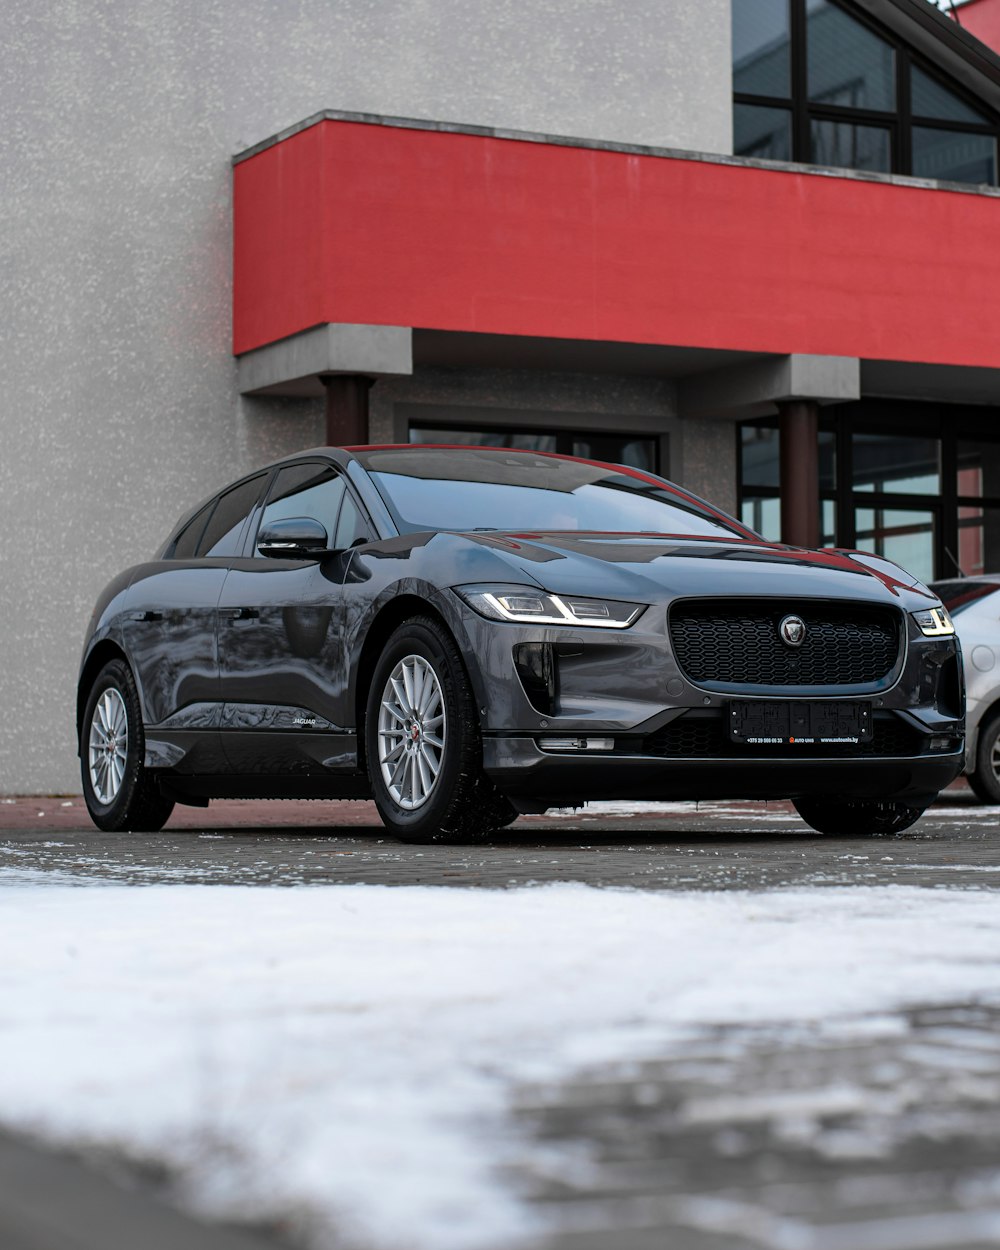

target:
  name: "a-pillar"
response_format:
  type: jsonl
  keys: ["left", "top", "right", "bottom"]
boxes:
{"left": 778, "top": 399, "right": 820, "bottom": 549}
{"left": 320, "top": 374, "right": 373, "bottom": 446}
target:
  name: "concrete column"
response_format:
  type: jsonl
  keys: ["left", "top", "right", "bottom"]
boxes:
{"left": 778, "top": 399, "right": 820, "bottom": 549}
{"left": 321, "top": 375, "right": 373, "bottom": 446}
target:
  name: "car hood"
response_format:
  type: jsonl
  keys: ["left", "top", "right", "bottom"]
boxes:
{"left": 458, "top": 532, "right": 939, "bottom": 610}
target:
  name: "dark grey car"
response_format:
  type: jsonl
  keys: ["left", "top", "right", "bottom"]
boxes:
{"left": 77, "top": 445, "right": 964, "bottom": 840}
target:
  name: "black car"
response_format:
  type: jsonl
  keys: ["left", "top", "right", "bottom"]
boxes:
{"left": 78, "top": 445, "right": 964, "bottom": 840}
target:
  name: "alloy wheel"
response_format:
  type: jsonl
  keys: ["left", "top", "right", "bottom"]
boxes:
{"left": 88, "top": 687, "right": 128, "bottom": 805}
{"left": 377, "top": 655, "right": 447, "bottom": 810}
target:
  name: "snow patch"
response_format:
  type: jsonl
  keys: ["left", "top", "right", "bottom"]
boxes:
{"left": 1, "top": 881, "right": 999, "bottom": 1248}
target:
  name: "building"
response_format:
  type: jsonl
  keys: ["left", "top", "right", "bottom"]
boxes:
{"left": 5, "top": 0, "right": 1000, "bottom": 792}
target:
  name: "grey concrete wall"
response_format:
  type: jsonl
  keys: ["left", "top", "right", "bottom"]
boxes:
{"left": 0, "top": 0, "right": 731, "bottom": 792}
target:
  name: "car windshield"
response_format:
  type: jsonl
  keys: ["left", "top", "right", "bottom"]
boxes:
{"left": 356, "top": 448, "right": 755, "bottom": 538}
{"left": 930, "top": 579, "right": 1000, "bottom": 616}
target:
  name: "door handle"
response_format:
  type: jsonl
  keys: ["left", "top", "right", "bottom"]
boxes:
{"left": 220, "top": 607, "right": 260, "bottom": 621}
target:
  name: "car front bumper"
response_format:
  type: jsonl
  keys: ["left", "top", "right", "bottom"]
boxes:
{"left": 482, "top": 736, "right": 964, "bottom": 807}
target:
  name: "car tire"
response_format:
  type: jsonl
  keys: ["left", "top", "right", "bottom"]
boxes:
{"left": 80, "top": 658, "right": 175, "bottom": 832}
{"left": 365, "top": 616, "right": 516, "bottom": 843}
{"left": 968, "top": 710, "right": 1000, "bottom": 805}
{"left": 792, "top": 796, "right": 928, "bottom": 836}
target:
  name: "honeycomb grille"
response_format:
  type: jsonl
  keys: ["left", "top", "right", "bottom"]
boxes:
{"left": 669, "top": 600, "right": 901, "bottom": 688}
{"left": 642, "top": 712, "right": 924, "bottom": 759}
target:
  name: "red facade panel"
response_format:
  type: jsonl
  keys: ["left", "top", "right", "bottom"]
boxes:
{"left": 233, "top": 118, "right": 1000, "bottom": 369}
{"left": 958, "top": 0, "right": 1000, "bottom": 55}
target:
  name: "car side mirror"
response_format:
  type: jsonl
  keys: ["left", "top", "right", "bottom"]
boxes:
{"left": 257, "top": 517, "right": 335, "bottom": 559}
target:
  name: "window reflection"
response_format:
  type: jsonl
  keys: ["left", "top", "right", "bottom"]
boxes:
{"left": 810, "top": 119, "right": 891, "bottom": 173}
{"left": 912, "top": 128, "right": 996, "bottom": 185}
{"left": 957, "top": 439, "right": 1000, "bottom": 499}
{"left": 911, "top": 67, "right": 987, "bottom": 125}
{"left": 807, "top": 0, "right": 895, "bottom": 111}
{"left": 955, "top": 506, "right": 1000, "bottom": 577}
{"left": 734, "top": 104, "right": 792, "bottom": 161}
{"left": 741, "top": 425, "right": 836, "bottom": 489}
{"left": 852, "top": 434, "right": 940, "bottom": 495}
{"left": 733, "top": 0, "right": 791, "bottom": 98}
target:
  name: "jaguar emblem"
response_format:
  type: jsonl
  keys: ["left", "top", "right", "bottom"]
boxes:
{"left": 779, "top": 614, "right": 807, "bottom": 648}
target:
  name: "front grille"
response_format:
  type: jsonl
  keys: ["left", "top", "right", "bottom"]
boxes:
{"left": 669, "top": 599, "right": 901, "bottom": 689}
{"left": 641, "top": 711, "right": 925, "bottom": 759}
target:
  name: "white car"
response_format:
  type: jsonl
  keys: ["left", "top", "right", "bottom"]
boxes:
{"left": 931, "top": 578, "right": 1000, "bottom": 803}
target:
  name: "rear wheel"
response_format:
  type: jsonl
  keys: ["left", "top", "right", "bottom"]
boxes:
{"left": 792, "top": 796, "right": 929, "bottom": 836}
{"left": 80, "top": 659, "right": 174, "bottom": 832}
{"left": 365, "top": 617, "right": 515, "bottom": 842}
{"left": 968, "top": 710, "right": 1000, "bottom": 804}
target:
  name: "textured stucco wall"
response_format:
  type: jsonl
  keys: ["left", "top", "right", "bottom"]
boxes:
{"left": 0, "top": 0, "right": 731, "bottom": 792}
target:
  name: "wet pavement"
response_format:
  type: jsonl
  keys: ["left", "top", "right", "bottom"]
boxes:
{"left": 1, "top": 790, "right": 998, "bottom": 892}
{"left": 2, "top": 791, "right": 1000, "bottom": 1250}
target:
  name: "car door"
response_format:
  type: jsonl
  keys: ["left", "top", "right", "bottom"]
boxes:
{"left": 122, "top": 473, "right": 268, "bottom": 772}
{"left": 216, "top": 460, "right": 372, "bottom": 774}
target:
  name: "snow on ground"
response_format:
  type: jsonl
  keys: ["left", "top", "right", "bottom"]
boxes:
{"left": 2, "top": 880, "right": 1000, "bottom": 1248}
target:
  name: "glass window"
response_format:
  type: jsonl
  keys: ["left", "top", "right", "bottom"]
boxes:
{"left": 410, "top": 427, "right": 558, "bottom": 454}
{"left": 741, "top": 425, "right": 836, "bottom": 489}
{"left": 733, "top": 0, "right": 791, "bottom": 98}
{"left": 807, "top": 0, "right": 895, "bottom": 111}
{"left": 359, "top": 447, "right": 752, "bottom": 538}
{"left": 854, "top": 505, "right": 935, "bottom": 583}
{"left": 911, "top": 67, "right": 987, "bottom": 125}
{"left": 572, "top": 435, "right": 656, "bottom": 472}
{"left": 822, "top": 498, "right": 837, "bottom": 547}
{"left": 334, "top": 493, "right": 371, "bottom": 550}
{"left": 196, "top": 476, "right": 266, "bottom": 558}
{"left": 957, "top": 505, "right": 1000, "bottom": 578}
{"left": 409, "top": 426, "right": 657, "bottom": 472}
{"left": 810, "top": 118, "right": 891, "bottom": 173}
{"left": 912, "top": 128, "right": 996, "bottom": 186}
{"left": 957, "top": 439, "right": 1000, "bottom": 499}
{"left": 741, "top": 495, "right": 781, "bottom": 541}
{"left": 734, "top": 104, "right": 793, "bottom": 161}
{"left": 853, "top": 433, "right": 940, "bottom": 495}
{"left": 261, "top": 464, "right": 346, "bottom": 548}
{"left": 170, "top": 502, "right": 214, "bottom": 560}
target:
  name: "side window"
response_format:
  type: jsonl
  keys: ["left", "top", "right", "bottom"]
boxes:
{"left": 169, "top": 502, "right": 214, "bottom": 560}
{"left": 196, "top": 475, "right": 267, "bottom": 558}
{"left": 259, "top": 463, "right": 346, "bottom": 549}
{"left": 335, "top": 493, "right": 372, "bottom": 550}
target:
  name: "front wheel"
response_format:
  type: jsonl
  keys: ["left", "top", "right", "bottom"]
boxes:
{"left": 80, "top": 659, "right": 174, "bottom": 832}
{"left": 365, "top": 617, "right": 515, "bottom": 842}
{"left": 793, "top": 796, "right": 929, "bottom": 836}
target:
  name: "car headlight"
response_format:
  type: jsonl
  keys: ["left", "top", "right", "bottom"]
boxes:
{"left": 912, "top": 606, "right": 955, "bottom": 637}
{"left": 455, "top": 584, "right": 645, "bottom": 629}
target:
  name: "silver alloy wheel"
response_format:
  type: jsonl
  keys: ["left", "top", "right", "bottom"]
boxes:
{"left": 991, "top": 730, "right": 1000, "bottom": 783}
{"left": 377, "top": 654, "right": 447, "bottom": 810}
{"left": 88, "top": 687, "right": 129, "bottom": 805}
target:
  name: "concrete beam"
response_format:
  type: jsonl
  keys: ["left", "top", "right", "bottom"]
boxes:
{"left": 678, "top": 354, "right": 860, "bottom": 420}
{"left": 237, "top": 324, "right": 413, "bottom": 397}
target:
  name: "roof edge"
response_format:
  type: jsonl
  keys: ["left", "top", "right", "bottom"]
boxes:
{"left": 231, "top": 107, "right": 1000, "bottom": 199}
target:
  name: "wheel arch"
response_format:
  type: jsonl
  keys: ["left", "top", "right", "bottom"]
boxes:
{"left": 353, "top": 595, "right": 467, "bottom": 773}
{"left": 76, "top": 640, "right": 131, "bottom": 748}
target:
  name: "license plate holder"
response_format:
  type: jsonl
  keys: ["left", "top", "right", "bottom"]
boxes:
{"left": 729, "top": 700, "right": 872, "bottom": 746}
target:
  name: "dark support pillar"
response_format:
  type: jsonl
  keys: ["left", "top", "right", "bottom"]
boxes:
{"left": 778, "top": 399, "right": 820, "bottom": 549}
{"left": 320, "top": 374, "right": 373, "bottom": 446}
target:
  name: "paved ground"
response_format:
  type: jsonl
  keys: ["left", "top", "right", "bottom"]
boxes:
{"left": 1, "top": 788, "right": 998, "bottom": 892}
{"left": 2, "top": 789, "right": 999, "bottom": 1250}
